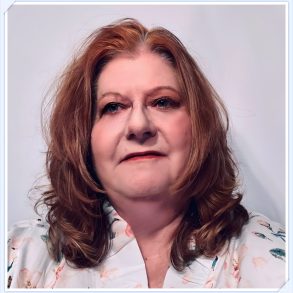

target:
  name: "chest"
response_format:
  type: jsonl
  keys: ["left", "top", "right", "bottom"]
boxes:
{"left": 144, "top": 257, "right": 170, "bottom": 288}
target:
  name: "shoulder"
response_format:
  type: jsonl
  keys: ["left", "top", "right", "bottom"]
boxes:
{"left": 8, "top": 219, "right": 57, "bottom": 288}
{"left": 239, "top": 212, "right": 285, "bottom": 243}
{"left": 8, "top": 218, "right": 49, "bottom": 238}
{"left": 8, "top": 219, "right": 50, "bottom": 253}
{"left": 232, "top": 212, "right": 286, "bottom": 288}
{"left": 238, "top": 212, "right": 285, "bottom": 256}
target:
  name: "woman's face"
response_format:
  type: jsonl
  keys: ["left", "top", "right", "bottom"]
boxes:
{"left": 91, "top": 50, "right": 191, "bottom": 202}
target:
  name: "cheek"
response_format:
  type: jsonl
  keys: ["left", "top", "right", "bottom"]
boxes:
{"left": 167, "top": 114, "right": 192, "bottom": 153}
{"left": 90, "top": 122, "right": 116, "bottom": 163}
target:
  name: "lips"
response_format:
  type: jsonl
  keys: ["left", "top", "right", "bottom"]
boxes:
{"left": 121, "top": 151, "right": 165, "bottom": 162}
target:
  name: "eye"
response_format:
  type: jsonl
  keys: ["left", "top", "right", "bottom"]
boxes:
{"left": 152, "top": 97, "right": 180, "bottom": 109}
{"left": 101, "top": 102, "right": 125, "bottom": 115}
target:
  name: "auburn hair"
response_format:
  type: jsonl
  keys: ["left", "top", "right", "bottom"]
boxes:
{"left": 36, "top": 18, "right": 249, "bottom": 271}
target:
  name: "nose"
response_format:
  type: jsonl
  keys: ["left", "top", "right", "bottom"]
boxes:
{"left": 126, "top": 105, "right": 157, "bottom": 143}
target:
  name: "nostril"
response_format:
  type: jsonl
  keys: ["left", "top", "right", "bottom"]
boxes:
{"left": 126, "top": 133, "right": 135, "bottom": 140}
{"left": 127, "top": 129, "right": 157, "bottom": 143}
{"left": 142, "top": 131, "right": 155, "bottom": 139}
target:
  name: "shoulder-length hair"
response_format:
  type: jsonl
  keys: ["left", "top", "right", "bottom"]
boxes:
{"left": 37, "top": 18, "right": 248, "bottom": 271}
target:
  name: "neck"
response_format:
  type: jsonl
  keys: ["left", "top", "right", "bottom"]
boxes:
{"left": 113, "top": 196, "right": 182, "bottom": 234}
{"left": 109, "top": 194, "right": 185, "bottom": 288}
{"left": 109, "top": 194, "right": 184, "bottom": 256}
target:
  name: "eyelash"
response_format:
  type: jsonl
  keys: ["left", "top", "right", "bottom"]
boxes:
{"left": 151, "top": 97, "right": 180, "bottom": 109}
{"left": 100, "top": 97, "right": 180, "bottom": 116}
{"left": 100, "top": 102, "right": 125, "bottom": 115}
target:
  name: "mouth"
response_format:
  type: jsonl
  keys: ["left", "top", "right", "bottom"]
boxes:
{"left": 121, "top": 151, "right": 166, "bottom": 162}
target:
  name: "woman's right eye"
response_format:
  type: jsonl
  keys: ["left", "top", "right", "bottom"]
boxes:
{"left": 100, "top": 102, "right": 124, "bottom": 116}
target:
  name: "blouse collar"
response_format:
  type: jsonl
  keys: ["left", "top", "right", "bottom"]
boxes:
{"left": 103, "top": 201, "right": 215, "bottom": 288}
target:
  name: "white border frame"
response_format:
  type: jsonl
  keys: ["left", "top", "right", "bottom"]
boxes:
{"left": 1, "top": 1, "right": 291, "bottom": 292}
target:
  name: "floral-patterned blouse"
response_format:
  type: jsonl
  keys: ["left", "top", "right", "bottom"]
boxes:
{"left": 7, "top": 206, "right": 286, "bottom": 289}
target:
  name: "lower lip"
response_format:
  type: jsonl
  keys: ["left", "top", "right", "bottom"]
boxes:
{"left": 124, "top": 155, "right": 163, "bottom": 162}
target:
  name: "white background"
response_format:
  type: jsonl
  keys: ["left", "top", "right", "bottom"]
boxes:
{"left": 7, "top": 3, "right": 286, "bottom": 227}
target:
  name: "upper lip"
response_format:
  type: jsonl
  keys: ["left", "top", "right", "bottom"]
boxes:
{"left": 121, "top": 151, "right": 166, "bottom": 162}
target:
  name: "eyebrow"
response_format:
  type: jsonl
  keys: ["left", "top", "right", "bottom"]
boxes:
{"left": 98, "top": 86, "right": 180, "bottom": 101}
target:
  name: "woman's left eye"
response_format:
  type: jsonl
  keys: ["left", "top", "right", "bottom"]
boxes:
{"left": 152, "top": 97, "right": 180, "bottom": 109}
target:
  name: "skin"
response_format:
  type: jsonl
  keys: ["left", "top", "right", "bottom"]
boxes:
{"left": 91, "top": 48, "right": 192, "bottom": 287}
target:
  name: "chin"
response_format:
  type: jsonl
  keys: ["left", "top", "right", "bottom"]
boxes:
{"left": 120, "top": 176, "right": 171, "bottom": 199}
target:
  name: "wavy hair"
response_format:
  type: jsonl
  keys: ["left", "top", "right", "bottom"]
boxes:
{"left": 36, "top": 18, "right": 249, "bottom": 271}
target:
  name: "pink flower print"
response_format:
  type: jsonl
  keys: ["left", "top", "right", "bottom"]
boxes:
{"left": 46, "top": 260, "right": 65, "bottom": 288}
{"left": 231, "top": 258, "right": 240, "bottom": 280}
{"left": 182, "top": 268, "right": 206, "bottom": 285}
{"left": 182, "top": 271, "right": 192, "bottom": 284}
{"left": 238, "top": 244, "right": 248, "bottom": 256}
{"left": 17, "top": 268, "right": 42, "bottom": 288}
{"left": 229, "top": 245, "right": 246, "bottom": 282}
{"left": 10, "top": 236, "right": 33, "bottom": 248}
{"left": 252, "top": 257, "right": 267, "bottom": 268}
{"left": 204, "top": 278, "right": 214, "bottom": 288}
{"left": 10, "top": 237, "right": 21, "bottom": 249}
{"left": 8, "top": 236, "right": 34, "bottom": 272}
{"left": 54, "top": 262, "right": 65, "bottom": 282}
{"left": 125, "top": 224, "right": 134, "bottom": 237}
{"left": 224, "top": 280, "right": 232, "bottom": 288}
{"left": 135, "top": 283, "right": 143, "bottom": 288}
{"left": 99, "top": 267, "right": 118, "bottom": 281}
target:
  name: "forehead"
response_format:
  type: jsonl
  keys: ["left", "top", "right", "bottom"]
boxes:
{"left": 96, "top": 51, "right": 179, "bottom": 97}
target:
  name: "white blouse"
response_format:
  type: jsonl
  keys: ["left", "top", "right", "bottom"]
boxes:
{"left": 7, "top": 205, "right": 286, "bottom": 289}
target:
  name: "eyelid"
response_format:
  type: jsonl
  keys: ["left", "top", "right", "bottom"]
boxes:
{"left": 97, "top": 93, "right": 128, "bottom": 104}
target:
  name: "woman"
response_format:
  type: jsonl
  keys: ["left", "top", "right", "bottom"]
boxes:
{"left": 8, "top": 18, "right": 285, "bottom": 288}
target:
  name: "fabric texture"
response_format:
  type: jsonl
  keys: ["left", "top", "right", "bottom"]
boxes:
{"left": 7, "top": 205, "right": 286, "bottom": 289}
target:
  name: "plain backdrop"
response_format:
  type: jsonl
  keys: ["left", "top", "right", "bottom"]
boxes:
{"left": 7, "top": 3, "right": 286, "bottom": 227}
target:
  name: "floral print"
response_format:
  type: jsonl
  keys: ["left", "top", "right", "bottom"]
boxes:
{"left": 269, "top": 248, "right": 286, "bottom": 261}
{"left": 17, "top": 268, "right": 42, "bottom": 288}
{"left": 7, "top": 212, "right": 286, "bottom": 288}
